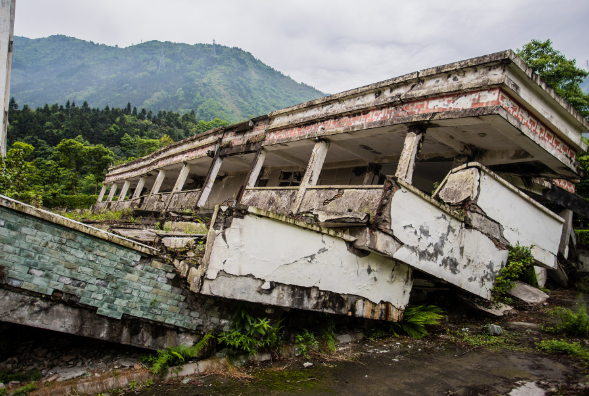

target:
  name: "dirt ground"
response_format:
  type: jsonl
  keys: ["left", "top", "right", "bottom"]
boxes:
{"left": 135, "top": 290, "right": 589, "bottom": 396}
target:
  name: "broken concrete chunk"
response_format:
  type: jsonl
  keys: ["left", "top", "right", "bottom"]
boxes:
{"left": 164, "top": 221, "right": 208, "bottom": 234}
{"left": 311, "top": 210, "right": 369, "bottom": 227}
{"left": 481, "top": 324, "right": 503, "bottom": 336}
{"left": 437, "top": 168, "right": 479, "bottom": 204}
{"left": 507, "top": 281, "right": 549, "bottom": 305}
{"left": 458, "top": 295, "right": 515, "bottom": 318}
{"left": 112, "top": 229, "right": 157, "bottom": 243}
{"left": 162, "top": 237, "right": 197, "bottom": 250}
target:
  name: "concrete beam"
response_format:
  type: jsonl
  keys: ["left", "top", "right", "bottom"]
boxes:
{"left": 292, "top": 140, "right": 330, "bottom": 214}
{"left": 149, "top": 170, "right": 167, "bottom": 195}
{"left": 266, "top": 149, "right": 308, "bottom": 169}
{"left": 197, "top": 156, "right": 223, "bottom": 208}
{"left": 132, "top": 177, "right": 147, "bottom": 199}
{"left": 331, "top": 140, "right": 375, "bottom": 162}
{"left": 395, "top": 127, "right": 426, "bottom": 184}
{"left": 97, "top": 185, "right": 107, "bottom": 203}
{"left": 106, "top": 183, "right": 118, "bottom": 202}
{"left": 118, "top": 181, "right": 131, "bottom": 202}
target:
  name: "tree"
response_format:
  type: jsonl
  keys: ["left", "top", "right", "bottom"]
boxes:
{"left": 85, "top": 144, "right": 114, "bottom": 194}
{"left": 53, "top": 138, "right": 87, "bottom": 194}
{"left": 0, "top": 142, "right": 34, "bottom": 198}
{"left": 517, "top": 40, "right": 589, "bottom": 118}
{"left": 120, "top": 133, "right": 136, "bottom": 156}
{"left": 160, "top": 134, "right": 174, "bottom": 147}
{"left": 136, "top": 137, "right": 160, "bottom": 157}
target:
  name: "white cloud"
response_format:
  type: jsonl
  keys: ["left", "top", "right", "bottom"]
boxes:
{"left": 14, "top": 0, "right": 589, "bottom": 94}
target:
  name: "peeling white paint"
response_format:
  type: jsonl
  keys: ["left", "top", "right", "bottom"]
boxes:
{"left": 390, "top": 186, "right": 508, "bottom": 299}
{"left": 477, "top": 172, "right": 562, "bottom": 268}
{"left": 204, "top": 214, "right": 413, "bottom": 310}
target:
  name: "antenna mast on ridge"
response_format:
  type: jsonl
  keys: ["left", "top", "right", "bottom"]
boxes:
{"left": 212, "top": 39, "right": 216, "bottom": 57}
{"left": 158, "top": 44, "right": 165, "bottom": 73}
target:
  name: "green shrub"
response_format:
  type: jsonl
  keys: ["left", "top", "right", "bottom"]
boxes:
{"left": 537, "top": 339, "right": 589, "bottom": 363}
{"left": 576, "top": 229, "right": 589, "bottom": 245}
{"left": 217, "top": 303, "right": 283, "bottom": 356}
{"left": 545, "top": 303, "right": 589, "bottom": 336}
{"left": 12, "top": 384, "right": 36, "bottom": 396}
{"left": 44, "top": 194, "right": 98, "bottom": 209}
{"left": 0, "top": 370, "right": 42, "bottom": 383}
{"left": 365, "top": 305, "right": 445, "bottom": 340}
{"left": 142, "top": 333, "right": 214, "bottom": 377}
{"left": 295, "top": 330, "right": 319, "bottom": 359}
{"left": 492, "top": 244, "right": 535, "bottom": 303}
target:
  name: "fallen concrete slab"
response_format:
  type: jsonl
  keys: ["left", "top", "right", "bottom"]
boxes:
{"left": 507, "top": 281, "right": 549, "bottom": 305}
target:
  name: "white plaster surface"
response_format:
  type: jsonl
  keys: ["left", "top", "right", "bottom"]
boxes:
{"left": 204, "top": 214, "right": 413, "bottom": 308}
{"left": 390, "top": 187, "right": 508, "bottom": 299}
{"left": 476, "top": 172, "right": 562, "bottom": 268}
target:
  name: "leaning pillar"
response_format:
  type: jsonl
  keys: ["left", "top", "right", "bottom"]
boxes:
{"left": 292, "top": 140, "right": 330, "bottom": 214}
{"left": 395, "top": 125, "right": 426, "bottom": 184}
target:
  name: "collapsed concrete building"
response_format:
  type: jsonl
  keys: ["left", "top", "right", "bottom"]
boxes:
{"left": 2, "top": 50, "right": 589, "bottom": 349}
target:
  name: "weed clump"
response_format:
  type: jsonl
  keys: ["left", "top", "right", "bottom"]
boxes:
{"left": 545, "top": 302, "right": 589, "bottom": 336}
{"left": 142, "top": 333, "right": 214, "bottom": 377}
{"left": 537, "top": 339, "right": 589, "bottom": 364}
{"left": 365, "top": 305, "right": 445, "bottom": 340}
{"left": 492, "top": 244, "right": 535, "bottom": 304}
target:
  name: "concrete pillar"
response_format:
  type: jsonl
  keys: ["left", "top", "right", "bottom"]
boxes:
{"left": 292, "top": 140, "right": 330, "bottom": 214}
{"left": 558, "top": 209, "right": 574, "bottom": 259}
{"left": 0, "top": 0, "right": 14, "bottom": 157}
{"left": 97, "top": 185, "right": 107, "bottom": 202}
{"left": 246, "top": 149, "right": 266, "bottom": 188}
{"left": 149, "top": 170, "right": 167, "bottom": 195}
{"left": 132, "top": 177, "right": 147, "bottom": 199}
{"left": 363, "top": 163, "right": 381, "bottom": 185}
{"left": 118, "top": 181, "right": 131, "bottom": 201}
{"left": 106, "top": 184, "right": 118, "bottom": 202}
{"left": 197, "top": 156, "right": 223, "bottom": 208}
{"left": 395, "top": 126, "right": 426, "bottom": 184}
{"left": 172, "top": 163, "right": 191, "bottom": 192}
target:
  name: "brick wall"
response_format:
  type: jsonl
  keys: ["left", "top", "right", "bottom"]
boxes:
{"left": 0, "top": 206, "right": 204, "bottom": 330}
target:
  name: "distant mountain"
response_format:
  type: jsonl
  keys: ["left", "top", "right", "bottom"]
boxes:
{"left": 10, "top": 35, "right": 325, "bottom": 122}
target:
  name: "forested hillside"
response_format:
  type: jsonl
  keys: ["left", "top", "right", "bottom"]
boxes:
{"left": 11, "top": 35, "right": 324, "bottom": 122}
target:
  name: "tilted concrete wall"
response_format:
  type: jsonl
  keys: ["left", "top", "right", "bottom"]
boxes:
{"left": 0, "top": 197, "right": 236, "bottom": 349}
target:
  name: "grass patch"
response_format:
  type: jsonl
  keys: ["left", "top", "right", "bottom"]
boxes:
{"left": 253, "top": 369, "right": 321, "bottom": 392}
{"left": 365, "top": 305, "right": 445, "bottom": 340}
{"left": 0, "top": 370, "right": 42, "bottom": 383}
{"left": 449, "top": 330, "right": 524, "bottom": 351}
{"left": 537, "top": 339, "right": 589, "bottom": 364}
{"left": 61, "top": 208, "right": 135, "bottom": 223}
{"left": 545, "top": 302, "right": 589, "bottom": 336}
{"left": 11, "top": 384, "right": 36, "bottom": 396}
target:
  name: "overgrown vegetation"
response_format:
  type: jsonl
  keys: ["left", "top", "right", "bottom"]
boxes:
{"left": 491, "top": 244, "right": 535, "bottom": 304}
{"left": 141, "top": 333, "right": 214, "bottom": 377}
{"left": 365, "top": 305, "right": 445, "bottom": 341}
{"left": 537, "top": 339, "right": 589, "bottom": 364}
{"left": 0, "top": 370, "right": 42, "bottom": 383}
{"left": 295, "top": 330, "right": 320, "bottom": 359}
{"left": 61, "top": 208, "right": 134, "bottom": 222}
{"left": 545, "top": 302, "right": 589, "bottom": 336}
{"left": 217, "top": 303, "right": 283, "bottom": 356}
{"left": 11, "top": 384, "right": 36, "bottom": 396}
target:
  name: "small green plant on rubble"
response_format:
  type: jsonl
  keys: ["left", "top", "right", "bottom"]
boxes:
{"left": 537, "top": 339, "right": 589, "bottom": 364}
{"left": 128, "top": 379, "right": 138, "bottom": 390}
{"left": 11, "top": 383, "right": 36, "bottom": 396}
{"left": 545, "top": 301, "right": 589, "bottom": 336}
{"left": 142, "top": 332, "right": 214, "bottom": 377}
{"left": 295, "top": 330, "right": 319, "bottom": 359}
{"left": 0, "top": 388, "right": 6, "bottom": 396}
{"left": 365, "top": 305, "right": 445, "bottom": 340}
{"left": 217, "top": 303, "right": 284, "bottom": 356}
{"left": 492, "top": 243, "right": 535, "bottom": 304}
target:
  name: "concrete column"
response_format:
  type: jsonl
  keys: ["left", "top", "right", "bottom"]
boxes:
{"left": 149, "top": 170, "right": 167, "bottom": 195}
{"left": 363, "top": 163, "right": 381, "bottom": 185}
{"left": 106, "top": 184, "right": 118, "bottom": 202}
{"left": 246, "top": 149, "right": 266, "bottom": 188}
{"left": 395, "top": 126, "right": 426, "bottom": 184}
{"left": 118, "top": 181, "right": 131, "bottom": 202}
{"left": 132, "top": 177, "right": 147, "bottom": 199}
{"left": 292, "top": 140, "right": 330, "bottom": 214}
{"left": 164, "top": 163, "right": 191, "bottom": 211}
{"left": 197, "top": 156, "right": 224, "bottom": 207}
{"left": 0, "top": 0, "right": 14, "bottom": 157}
{"left": 172, "top": 163, "right": 191, "bottom": 192}
{"left": 97, "top": 185, "right": 107, "bottom": 202}
{"left": 558, "top": 209, "right": 574, "bottom": 259}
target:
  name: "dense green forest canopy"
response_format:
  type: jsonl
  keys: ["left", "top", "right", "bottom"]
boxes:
{"left": 11, "top": 35, "right": 325, "bottom": 123}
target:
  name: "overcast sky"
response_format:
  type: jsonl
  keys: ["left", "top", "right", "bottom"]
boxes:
{"left": 14, "top": 0, "right": 589, "bottom": 94}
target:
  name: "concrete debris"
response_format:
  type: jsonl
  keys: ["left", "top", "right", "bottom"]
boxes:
{"left": 504, "top": 322, "right": 542, "bottom": 331}
{"left": 0, "top": 383, "right": 4, "bottom": 389}
{"left": 481, "top": 324, "right": 503, "bottom": 336}
{"left": 458, "top": 295, "right": 515, "bottom": 318}
{"left": 508, "top": 381, "right": 545, "bottom": 396}
{"left": 507, "top": 281, "right": 549, "bottom": 306}
{"left": 303, "top": 362, "right": 313, "bottom": 368}
{"left": 335, "top": 332, "right": 364, "bottom": 344}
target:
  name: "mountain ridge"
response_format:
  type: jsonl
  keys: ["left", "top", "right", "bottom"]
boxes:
{"left": 10, "top": 35, "right": 325, "bottom": 123}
